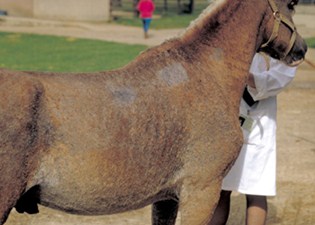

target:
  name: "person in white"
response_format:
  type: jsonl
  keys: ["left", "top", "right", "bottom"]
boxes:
{"left": 209, "top": 53, "right": 297, "bottom": 225}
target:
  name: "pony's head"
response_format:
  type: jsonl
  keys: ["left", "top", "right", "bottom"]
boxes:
{"left": 259, "top": 0, "right": 307, "bottom": 66}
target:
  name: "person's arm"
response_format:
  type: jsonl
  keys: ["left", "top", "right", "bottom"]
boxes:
{"left": 247, "top": 55, "right": 297, "bottom": 101}
{"left": 137, "top": 1, "right": 142, "bottom": 11}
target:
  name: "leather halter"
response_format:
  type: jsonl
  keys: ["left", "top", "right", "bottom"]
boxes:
{"left": 261, "top": 0, "right": 297, "bottom": 59}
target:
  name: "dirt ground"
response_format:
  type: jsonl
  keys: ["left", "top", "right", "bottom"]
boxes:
{"left": 0, "top": 5, "right": 314, "bottom": 225}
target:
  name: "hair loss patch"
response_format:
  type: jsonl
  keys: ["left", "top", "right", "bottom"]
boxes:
{"left": 106, "top": 84, "right": 137, "bottom": 106}
{"left": 157, "top": 63, "right": 189, "bottom": 86}
{"left": 209, "top": 47, "right": 225, "bottom": 62}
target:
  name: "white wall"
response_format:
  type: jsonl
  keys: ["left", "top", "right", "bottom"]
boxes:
{"left": 0, "top": 0, "right": 34, "bottom": 17}
{"left": 0, "top": 0, "right": 111, "bottom": 22}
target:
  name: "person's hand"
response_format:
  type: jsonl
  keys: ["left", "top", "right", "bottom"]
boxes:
{"left": 247, "top": 73, "right": 256, "bottom": 88}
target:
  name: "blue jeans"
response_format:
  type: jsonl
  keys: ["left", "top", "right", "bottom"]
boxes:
{"left": 142, "top": 18, "right": 152, "bottom": 33}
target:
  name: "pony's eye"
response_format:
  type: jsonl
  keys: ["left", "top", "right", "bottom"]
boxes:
{"left": 288, "top": 0, "right": 298, "bottom": 11}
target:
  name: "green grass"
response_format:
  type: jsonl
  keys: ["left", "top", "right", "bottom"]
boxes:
{"left": 0, "top": 32, "right": 147, "bottom": 72}
{"left": 306, "top": 37, "right": 315, "bottom": 48}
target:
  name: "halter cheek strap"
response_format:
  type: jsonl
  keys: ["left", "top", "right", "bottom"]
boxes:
{"left": 261, "top": 0, "right": 297, "bottom": 59}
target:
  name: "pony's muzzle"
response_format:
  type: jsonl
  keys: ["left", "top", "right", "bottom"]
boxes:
{"left": 285, "top": 36, "right": 308, "bottom": 67}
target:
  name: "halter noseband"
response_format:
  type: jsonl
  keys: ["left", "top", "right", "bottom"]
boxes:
{"left": 260, "top": 0, "right": 297, "bottom": 59}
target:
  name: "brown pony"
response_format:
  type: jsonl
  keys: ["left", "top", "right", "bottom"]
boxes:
{"left": 0, "top": 0, "right": 306, "bottom": 224}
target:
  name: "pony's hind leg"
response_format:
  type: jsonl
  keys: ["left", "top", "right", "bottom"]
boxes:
{"left": 0, "top": 117, "right": 28, "bottom": 224}
{"left": 0, "top": 122, "right": 37, "bottom": 224}
{"left": 0, "top": 75, "right": 44, "bottom": 224}
{"left": 0, "top": 155, "right": 27, "bottom": 225}
{"left": 0, "top": 125, "right": 32, "bottom": 224}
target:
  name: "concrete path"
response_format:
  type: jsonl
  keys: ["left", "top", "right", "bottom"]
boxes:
{"left": 0, "top": 15, "right": 183, "bottom": 46}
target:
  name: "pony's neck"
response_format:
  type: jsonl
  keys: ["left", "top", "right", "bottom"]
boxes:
{"left": 181, "top": 0, "right": 267, "bottom": 71}
{"left": 177, "top": 0, "right": 268, "bottom": 113}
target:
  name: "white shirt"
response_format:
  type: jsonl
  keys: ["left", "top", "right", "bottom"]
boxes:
{"left": 222, "top": 53, "right": 297, "bottom": 196}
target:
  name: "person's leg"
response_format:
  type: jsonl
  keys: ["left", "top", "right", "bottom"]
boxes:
{"left": 141, "top": 19, "right": 146, "bottom": 37}
{"left": 208, "top": 190, "right": 232, "bottom": 225}
{"left": 143, "top": 18, "right": 152, "bottom": 38}
{"left": 245, "top": 195, "right": 267, "bottom": 225}
{"left": 146, "top": 18, "right": 152, "bottom": 31}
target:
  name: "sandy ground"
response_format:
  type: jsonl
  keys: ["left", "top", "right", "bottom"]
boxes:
{"left": 1, "top": 4, "right": 315, "bottom": 225}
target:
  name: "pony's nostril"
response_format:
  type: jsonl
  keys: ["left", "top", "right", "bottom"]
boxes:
{"left": 304, "top": 43, "right": 308, "bottom": 54}
{"left": 300, "top": 41, "right": 308, "bottom": 56}
{"left": 293, "top": 54, "right": 303, "bottom": 62}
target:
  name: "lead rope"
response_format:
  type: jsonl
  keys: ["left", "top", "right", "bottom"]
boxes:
{"left": 260, "top": 52, "right": 271, "bottom": 71}
{"left": 304, "top": 58, "right": 315, "bottom": 70}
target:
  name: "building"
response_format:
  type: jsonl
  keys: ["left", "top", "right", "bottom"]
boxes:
{"left": 0, "top": 0, "right": 111, "bottom": 22}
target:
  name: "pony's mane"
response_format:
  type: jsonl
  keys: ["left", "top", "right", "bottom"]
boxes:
{"left": 184, "top": 0, "right": 228, "bottom": 31}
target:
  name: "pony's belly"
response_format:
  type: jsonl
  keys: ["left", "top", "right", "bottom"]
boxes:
{"left": 39, "top": 188, "right": 154, "bottom": 215}
{"left": 31, "top": 145, "right": 177, "bottom": 215}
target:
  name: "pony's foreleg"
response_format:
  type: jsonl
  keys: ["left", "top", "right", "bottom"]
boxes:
{"left": 152, "top": 199, "right": 179, "bottom": 225}
{"left": 178, "top": 177, "right": 222, "bottom": 225}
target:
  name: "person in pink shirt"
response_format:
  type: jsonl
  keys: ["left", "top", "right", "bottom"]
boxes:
{"left": 137, "top": 0, "right": 155, "bottom": 38}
